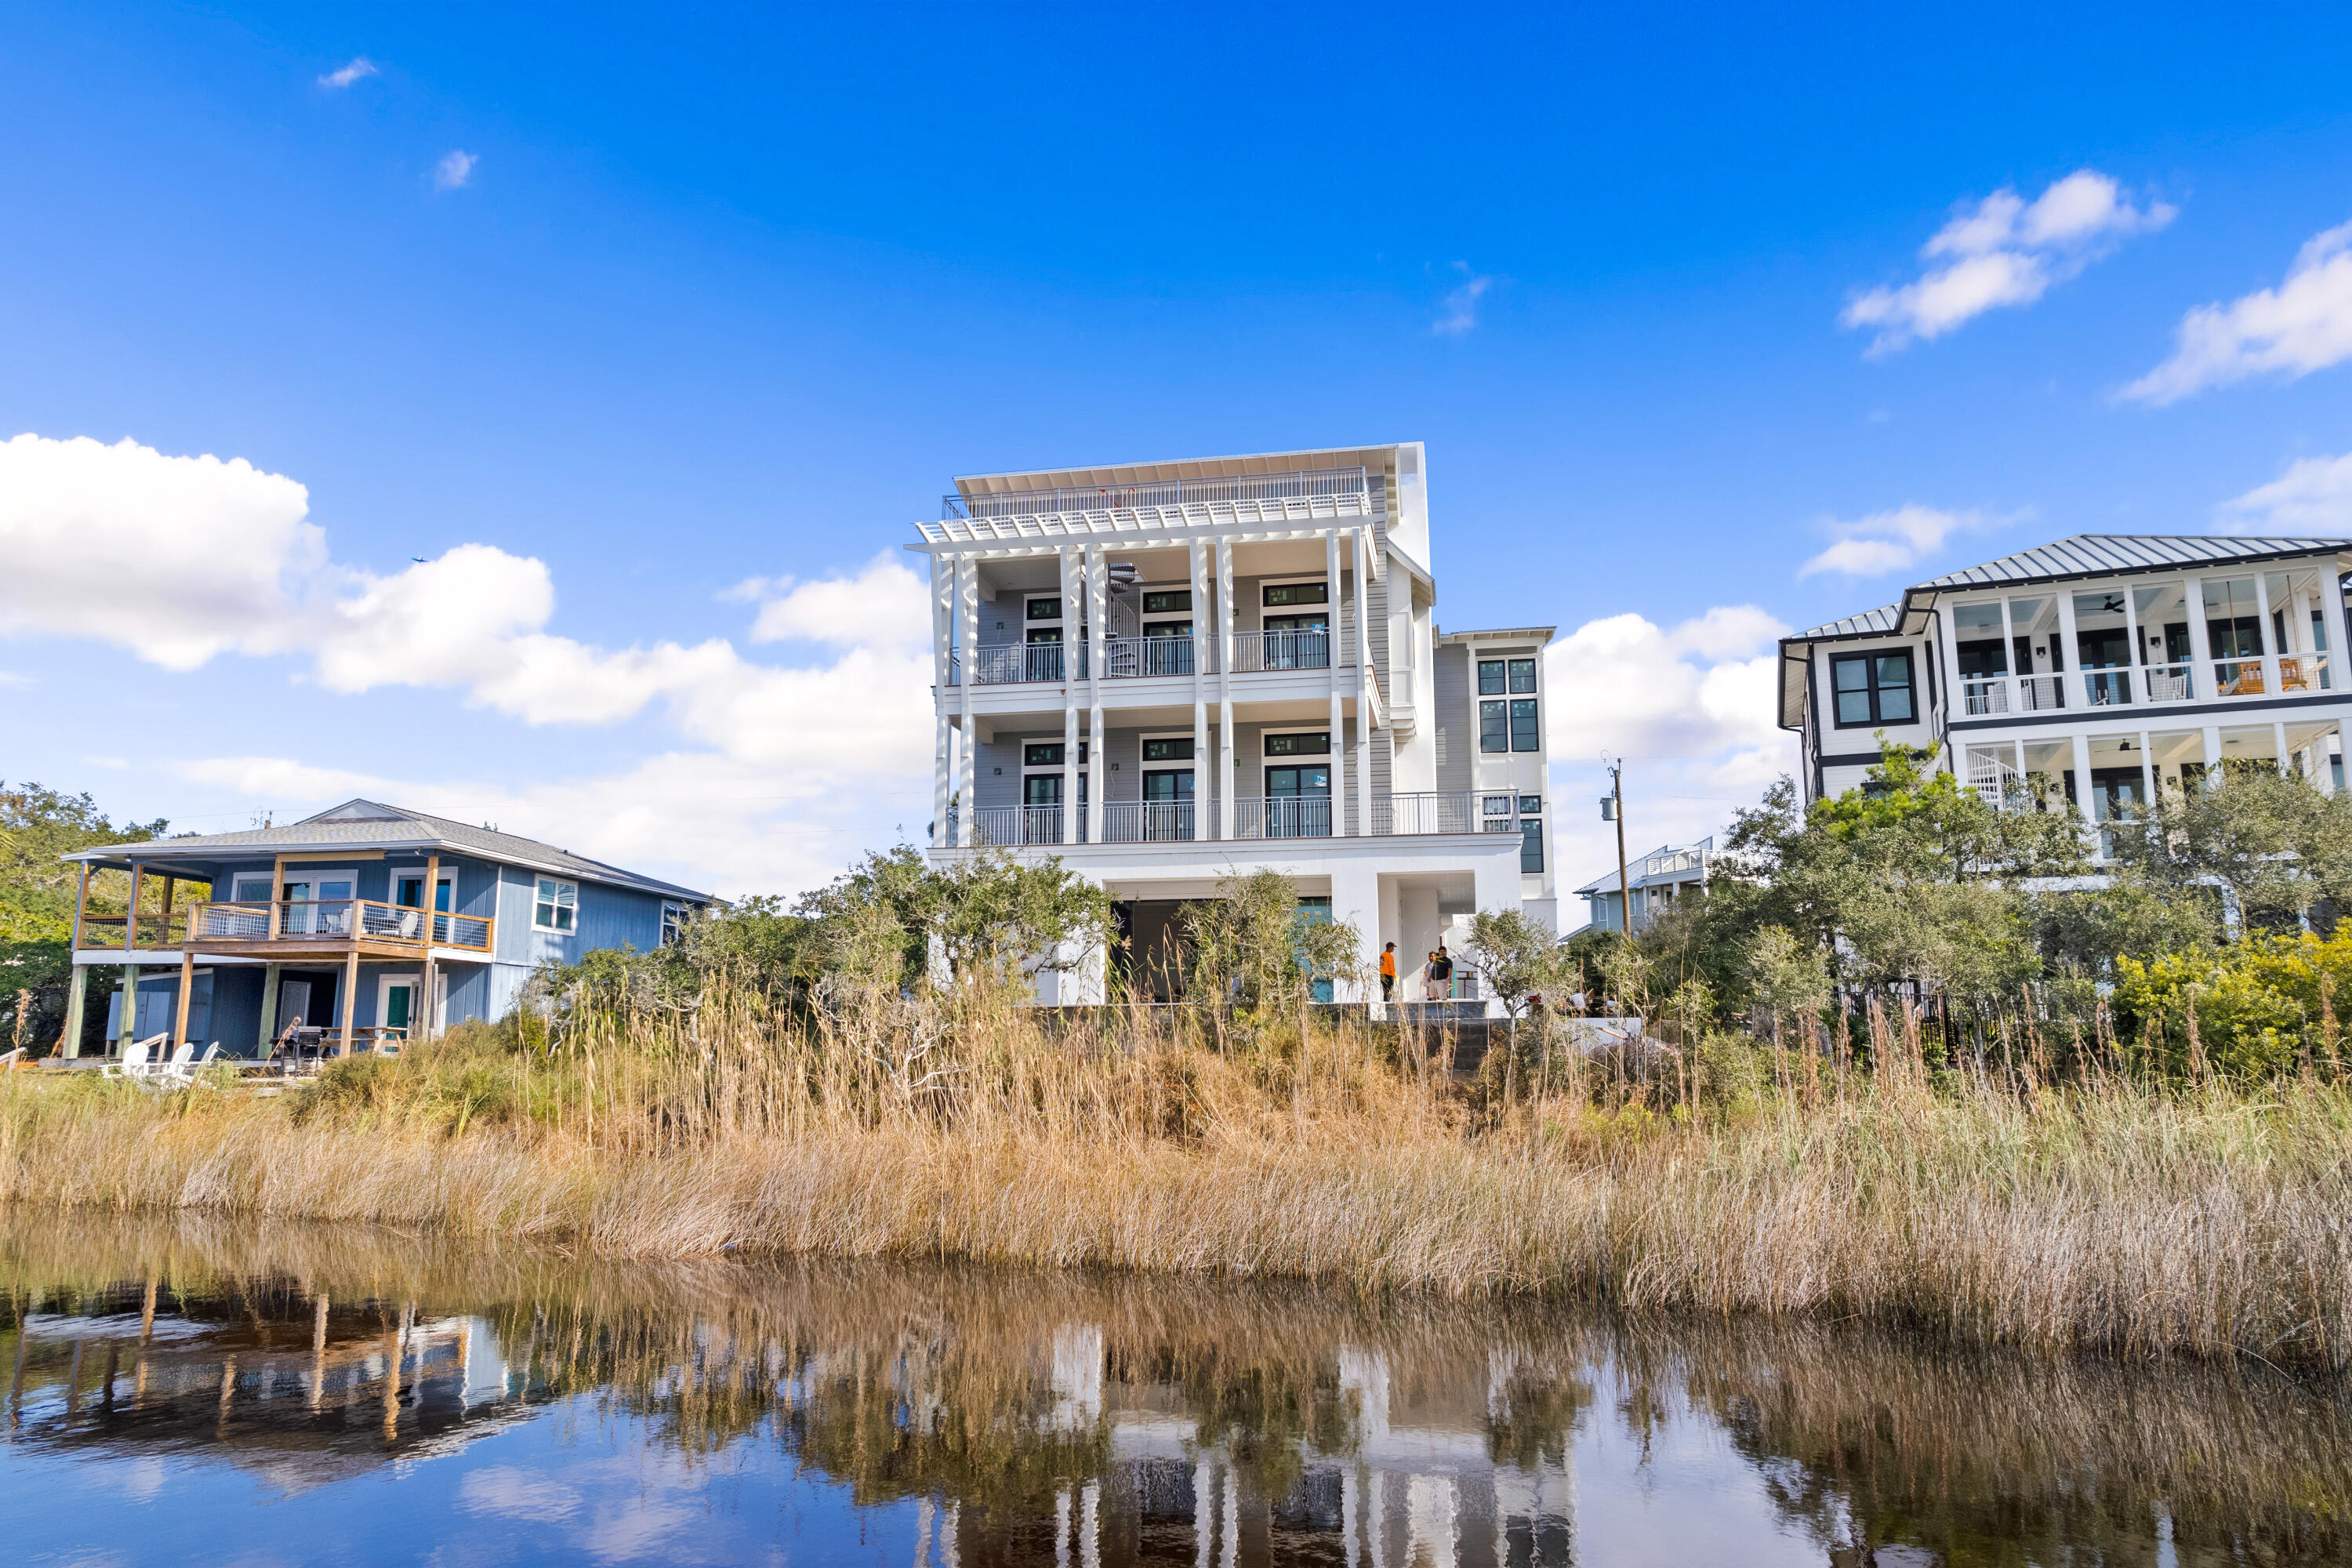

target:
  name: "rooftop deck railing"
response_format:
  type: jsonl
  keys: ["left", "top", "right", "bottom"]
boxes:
{"left": 944, "top": 466, "right": 1369, "bottom": 521}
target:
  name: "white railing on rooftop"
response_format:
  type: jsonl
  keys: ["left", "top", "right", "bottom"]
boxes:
{"left": 945, "top": 466, "right": 1369, "bottom": 521}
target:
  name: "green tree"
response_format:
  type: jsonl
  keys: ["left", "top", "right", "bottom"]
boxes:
{"left": 2102, "top": 760, "right": 2352, "bottom": 933}
{"left": 0, "top": 782, "right": 172, "bottom": 1053}
{"left": 1462, "top": 907, "right": 1568, "bottom": 1022}
{"left": 1181, "top": 869, "right": 1361, "bottom": 1018}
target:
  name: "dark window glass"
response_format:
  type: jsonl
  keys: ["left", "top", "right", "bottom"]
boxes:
{"left": 1027, "top": 599, "right": 1061, "bottom": 620}
{"left": 1262, "top": 581, "right": 1329, "bottom": 607}
{"left": 1142, "top": 590, "right": 1192, "bottom": 615}
{"left": 1025, "top": 626, "right": 1063, "bottom": 644}
{"left": 1520, "top": 819, "right": 1544, "bottom": 873}
{"left": 1142, "top": 737, "right": 1195, "bottom": 761}
{"left": 1142, "top": 769, "right": 1194, "bottom": 800}
{"left": 1265, "top": 731, "right": 1330, "bottom": 757}
{"left": 1479, "top": 699, "right": 1508, "bottom": 753}
{"left": 1519, "top": 794, "right": 1543, "bottom": 815}
{"left": 1510, "top": 699, "right": 1540, "bottom": 752}
{"left": 1508, "top": 658, "right": 1537, "bottom": 693}
{"left": 1023, "top": 775, "right": 1062, "bottom": 806}
{"left": 1144, "top": 620, "right": 1192, "bottom": 639}
{"left": 1024, "top": 742, "right": 1063, "bottom": 767}
{"left": 1478, "top": 659, "right": 1506, "bottom": 695}
{"left": 1830, "top": 651, "right": 1916, "bottom": 727}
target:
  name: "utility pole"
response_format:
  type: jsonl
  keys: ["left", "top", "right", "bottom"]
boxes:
{"left": 1602, "top": 757, "right": 1631, "bottom": 938}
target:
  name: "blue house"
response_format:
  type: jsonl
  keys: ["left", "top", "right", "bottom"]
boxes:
{"left": 57, "top": 799, "right": 712, "bottom": 1058}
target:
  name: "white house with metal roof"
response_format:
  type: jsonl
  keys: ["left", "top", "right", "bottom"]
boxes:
{"left": 1780, "top": 535, "right": 2352, "bottom": 851}
{"left": 56, "top": 800, "right": 712, "bottom": 1059}
{"left": 1573, "top": 837, "right": 1715, "bottom": 934}
{"left": 909, "top": 441, "right": 1556, "bottom": 1005}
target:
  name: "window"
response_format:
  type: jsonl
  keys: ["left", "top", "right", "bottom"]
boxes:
{"left": 534, "top": 877, "right": 577, "bottom": 933}
{"left": 1479, "top": 659, "right": 1507, "bottom": 695}
{"left": 1520, "top": 818, "right": 1544, "bottom": 873}
{"left": 1142, "top": 736, "right": 1194, "bottom": 761}
{"left": 1143, "top": 590, "right": 1191, "bottom": 615}
{"left": 1829, "top": 650, "right": 1916, "bottom": 727}
{"left": 661, "top": 902, "right": 687, "bottom": 947}
{"left": 1265, "top": 731, "right": 1330, "bottom": 756}
{"left": 1519, "top": 794, "right": 1543, "bottom": 815}
{"left": 1510, "top": 699, "right": 1540, "bottom": 752}
{"left": 1026, "top": 598, "right": 1062, "bottom": 620}
{"left": 1480, "top": 656, "right": 1539, "bottom": 695}
{"left": 1025, "top": 742, "right": 1063, "bottom": 768}
{"left": 1508, "top": 658, "right": 1537, "bottom": 693}
{"left": 1262, "top": 581, "right": 1328, "bottom": 608}
{"left": 1479, "top": 699, "right": 1508, "bottom": 753}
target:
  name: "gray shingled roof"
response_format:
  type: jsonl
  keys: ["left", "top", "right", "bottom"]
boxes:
{"left": 1912, "top": 533, "right": 2351, "bottom": 590}
{"left": 1790, "top": 604, "right": 1900, "bottom": 641}
{"left": 64, "top": 799, "right": 710, "bottom": 901}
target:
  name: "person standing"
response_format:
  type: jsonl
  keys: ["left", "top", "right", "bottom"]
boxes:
{"left": 1427, "top": 946, "right": 1453, "bottom": 1002}
{"left": 1379, "top": 942, "right": 1398, "bottom": 1003}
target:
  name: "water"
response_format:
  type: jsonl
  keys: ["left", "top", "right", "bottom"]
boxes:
{"left": 2, "top": 1211, "right": 2347, "bottom": 1566}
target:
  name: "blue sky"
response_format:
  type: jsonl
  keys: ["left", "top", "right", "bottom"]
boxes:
{"left": 5, "top": 3, "right": 2352, "bottom": 898}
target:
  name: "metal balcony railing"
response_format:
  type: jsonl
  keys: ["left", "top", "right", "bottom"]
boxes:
{"left": 944, "top": 466, "right": 1369, "bottom": 521}
{"left": 942, "top": 791, "right": 1522, "bottom": 846}
{"left": 1229, "top": 630, "right": 1333, "bottom": 673}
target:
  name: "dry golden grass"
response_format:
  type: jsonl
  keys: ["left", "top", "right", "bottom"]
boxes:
{"left": 5, "top": 979, "right": 2351, "bottom": 1366}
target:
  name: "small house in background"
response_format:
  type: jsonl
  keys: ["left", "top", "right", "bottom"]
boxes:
{"left": 56, "top": 800, "right": 711, "bottom": 1058}
{"left": 1573, "top": 837, "right": 1714, "bottom": 934}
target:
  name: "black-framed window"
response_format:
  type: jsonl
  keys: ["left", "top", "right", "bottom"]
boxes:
{"left": 1262, "top": 581, "right": 1328, "bottom": 608}
{"left": 1519, "top": 794, "right": 1543, "bottom": 815}
{"left": 1027, "top": 598, "right": 1061, "bottom": 620}
{"left": 1520, "top": 819, "right": 1544, "bottom": 873}
{"left": 1479, "top": 699, "right": 1508, "bottom": 753}
{"left": 1143, "top": 590, "right": 1191, "bottom": 615}
{"left": 1142, "top": 737, "right": 1194, "bottom": 761}
{"left": 1265, "top": 731, "right": 1330, "bottom": 757}
{"left": 1025, "top": 741, "right": 1087, "bottom": 767}
{"left": 1478, "top": 659, "right": 1507, "bottom": 695}
{"left": 1829, "top": 650, "right": 1915, "bottom": 727}
{"left": 1510, "top": 699, "right": 1540, "bottom": 752}
{"left": 1508, "top": 658, "right": 1537, "bottom": 693}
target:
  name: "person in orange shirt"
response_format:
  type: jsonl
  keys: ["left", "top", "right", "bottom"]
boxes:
{"left": 1379, "top": 942, "right": 1398, "bottom": 1002}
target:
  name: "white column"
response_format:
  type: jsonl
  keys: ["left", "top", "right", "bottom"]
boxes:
{"left": 957, "top": 555, "right": 979, "bottom": 846}
{"left": 2184, "top": 576, "right": 2212, "bottom": 701}
{"left": 1062, "top": 546, "right": 1082, "bottom": 845}
{"left": 1087, "top": 545, "right": 1107, "bottom": 846}
{"left": 2054, "top": 587, "right": 2084, "bottom": 709}
{"left": 1190, "top": 539, "right": 1210, "bottom": 839}
{"left": 1997, "top": 597, "right": 2020, "bottom": 711}
{"left": 1936, "top": 601, "right": 1967, "bottom": 720}
{"left": 2253, "top": 568, "right": 2278, "bottom": 691}
{"left": 2275, "top": 719, "right": 2292, "bottom": 778}
{"left": 1217, "top": 538, "right": 1237, "bottom": 840}
{"left": 1353, "top": 527, "right": 1374, "bottom": 838}
{"left": 2122, "top": 583, "right": 2145, "bottom": 704}
{"left": 2137, "top": 728, "right": 2156, "bottom": 808}
{"left": 2328, "top": 576, "right": 2352, "bottom": 693}
{"left": 2324, "top": 725, "right": 2342, "bottom": 795}
{"left": 931, "top": 554, "right": 954, "bottom": 847}
{"left": 2201, "top": 722, "right": 2224, "bottom": 787}
{"left": 1326, "top": 530, "right": 1346, "bottom": 834}
{"left": 2070, "top": 731, "right": 2094, "bottom": 824}
{"left": 1193, "top": 1461, "right": 1214, "bottom": 1568}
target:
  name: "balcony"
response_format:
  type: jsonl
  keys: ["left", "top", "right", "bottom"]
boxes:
{"left": 1959, "top": 654, "right": 2332, "bottom": 719}
{"left": 944, "top": 791, "right": 1523, "bottom": 848}
{"left": 953, "top": 631, "right": 1347, "bottom": 688}
{"left": 179, "top": 900, "right": 495, "bottom": 954}
{"left": 945, "top": 466, "right": 1369, "bottom": 521}
{"left": 74, "top": 910, "right": 191, "bottom": 951}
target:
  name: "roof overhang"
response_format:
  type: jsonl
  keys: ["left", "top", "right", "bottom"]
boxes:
{"left": 909, "top": 494, "right": 1379, "bottom": 553}
{"left": 954, "top": 444, "right": 1406, "bottom": 497}
{"left": 1899, "top": 540, "right": 2352, "bottom": 631}
{"left": 61, "top": 837, "right": 711, "bottom": 902}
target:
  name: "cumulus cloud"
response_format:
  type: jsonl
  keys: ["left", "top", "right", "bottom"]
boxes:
{"left": 434, "top": 150, "right": 477, "bottom": 191}
{"left": 1796, "top": 503, "right": 1989, "bottom": 579}
{"left": 1541, "top": 606, "right": 1797, "bottom": 921}
{"left": 2122, "top": 220, "right": 2352, "bottom": 405}
{"left": 318, "top": 57, "right": 377, "bottom": 89}
{"left": 2216, "top": 451, "right": 2352, "bottom": 535}
{"left": 4, "top": 430, "right": 936, "bottom": 897}
{"left": 1842, "top": 170, "right": 2175, "bottom": 354}
{"left": 1433, "top": 263, "right": 1492, "bottom": 336}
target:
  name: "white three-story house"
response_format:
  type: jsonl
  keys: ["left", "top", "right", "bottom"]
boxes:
{"left": 1780, "top": 535, "right": 2352, "bottom": 853}
{"left": 909, "top": 442, "right": 1555, "bottom": 1004}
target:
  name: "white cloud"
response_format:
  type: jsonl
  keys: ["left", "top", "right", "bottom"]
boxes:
{"left": 1541, "top": 606, "right": 1797, "bottom": 920}
{"left": 459, "top": 1466, "right": 581, "bottom": 1523}
{"left": 2216, "top": 451, "right": 2352, "bottom": 535}
{"left": 1842, "top": 170, "right": 2174, "bottom": 353}
{"left": 1434, "top": 263, "right": 1492, "bottom": 336}
{"left": 2122, "top": 219, "right": 2352, "bottom": 405}
{"left": 5, "top": 430, "right": 937, "bottom": 898}
{"left": 434, "top": 150, "right": 477, "bottom": 191}
{"left": 318, "top": 57, "right": 377, "bottom": 89}
{"left": 1796, "top": 503, "right": 1988, "bottom": 579}
{"left": 734, "top": 551, "right": 932, "bottom": 655}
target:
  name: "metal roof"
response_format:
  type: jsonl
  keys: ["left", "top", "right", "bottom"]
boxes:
{"left": 63, "top": 798, "right": 712, "bottom": 902}
{"left": 1911, "top": 533, "right": 2352, "bottom": 591}
{"left": 1790, "top": 604, "right": 1901, "bottom": 641}
{"left": 953, "top": 442, "right": 1410, "bottom": 495}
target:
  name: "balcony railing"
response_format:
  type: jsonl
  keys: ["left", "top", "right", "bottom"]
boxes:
{"left": 951, "top": 630, "right": 1352, "bottom": 686}
{"left": 183, "top": 900, "right": 495, "bottom": 953}
{"left": 945, "top": 466, "right": 1369, "bottom": 521}
{"left": 2141, "top": 662, "right": 2194, "bottom": 702}
{"left": 74, "top": 910, "right": 191, "bottom": 951}
{"left": 1962, "top": 655, "right": 2335, "bottom": 720}
{"left": 1229, "top": 629, "right": 1333, "bottom": 673}
{"left": 942, "top": 792, "right": 1520, "bottom": 847}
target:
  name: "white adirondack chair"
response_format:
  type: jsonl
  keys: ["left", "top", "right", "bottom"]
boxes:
{"left": 103, "top": 1035, "right": 162, "bottom": 1080}
{"left": 155, "top": 1042, "right": 223, "bottom": 1089}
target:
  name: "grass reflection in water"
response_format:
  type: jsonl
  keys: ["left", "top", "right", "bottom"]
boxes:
{"left": 2, "top": 1208, "right": 2347, "bottom": 1565}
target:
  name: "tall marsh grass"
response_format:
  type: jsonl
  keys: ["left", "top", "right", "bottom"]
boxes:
{"left": 5, "top": 975, "right": 2351, "bottom": 1366}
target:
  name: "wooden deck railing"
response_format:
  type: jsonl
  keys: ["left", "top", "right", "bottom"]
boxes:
{"left": 74, "top": 911, "right": 191, "bottom": 950}
{"left": 183, "top": 900, "right": 495, "bottom": 953}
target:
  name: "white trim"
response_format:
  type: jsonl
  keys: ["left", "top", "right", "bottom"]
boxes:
{"left": 1260, "top": 725, "right": 1334, "bottom": 759}
{"left": 531, "top": 876, "right": 579, "bottom": 934}
{"left": 376, "top": 971, "right": 422, "bottom": 1036}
